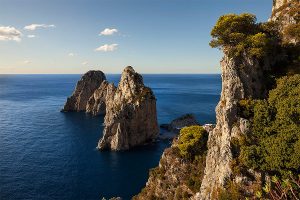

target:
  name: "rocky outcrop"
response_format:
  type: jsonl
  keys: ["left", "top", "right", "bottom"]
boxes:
{"left": 270, "top": 0, "right": 299, "bottom": 43}
{"left": 160, "top": 114, "right": 199, "bottom": 133}
{"left": 62, "top": 70, "right": 106, "bottom": 112}
{"left": 86, "top": 80, "right": 110, "bottom": 116}
{"left": 62, "top": 66, "right": 159, "bottom": 150}
{"left": 133, "top": 127, "right": 207, "bottom": 200}
{"left": 271, "top": 0, "right": 296, "bottom": 21}
{"left": 197, "top": 52, "right": 268, "bottom": 199}
{"left": 98, "top": 66, "right": 159, "bottom": 151}
{"left": 135, "top": 51, "right": 268, "bottom": 199}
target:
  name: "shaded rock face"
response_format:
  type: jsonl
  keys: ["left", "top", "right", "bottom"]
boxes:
{"left": 98, "top": 66, "right": 159, "bottom": 151}
{"left": 197, "top": 52, "right": 268, "bottom": 199}
{"left": 62, "top": 70, "right": 106, "bottom": 112}
{"left": 86, "top": 80, "right": 110, "bottom": 116}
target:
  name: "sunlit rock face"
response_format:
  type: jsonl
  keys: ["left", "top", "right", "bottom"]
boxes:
{"left": 98, "top": 66, "right": 159, "bottom": 151}
{"left": 270, "top": 0, "right": 299, "bottom": 43}
{"left": 198, "top": 52, "right": 268, "bottom": 199}
{"left": 62, "top": 70, "right": 106, "bottom": 112}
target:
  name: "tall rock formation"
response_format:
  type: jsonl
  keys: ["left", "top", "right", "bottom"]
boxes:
{"left": 135, "top": 1, "right": 298, "bottom": 199}
{"left": 62, "top": 70, "right": 106, "bottom": 112}
{"left": 98, "top": 66, "right": 159, "bottom": 151}
{"left": 197, "top": 52, "right": 268, "bottom": 199}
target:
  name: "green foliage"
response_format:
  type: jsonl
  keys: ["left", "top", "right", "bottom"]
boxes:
{"left": 210, "top": 13, "right": 279, "bottom": 58}
{"left": 177, "top": 126, "right": 208, "bottom": 159}
{"left": 186, "top": 155, "right": 206, "bottom": 192}
{"left": 239, "top": 74, "right": 300, "bottom": 176}
{"left": 238, "top": 99, "right": 255, "bottom": 119}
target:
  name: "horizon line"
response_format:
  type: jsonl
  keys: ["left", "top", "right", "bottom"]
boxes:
{"left": 0, "top": 73, "right": 221, "bottom": 75}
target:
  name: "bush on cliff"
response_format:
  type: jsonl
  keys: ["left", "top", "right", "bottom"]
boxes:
{"left": 210, "top": 13, "right": 279, "bottom": 58}
{"left": 177, "top": 125, "right": 208, "bottom": 159}
{"left": 239, "top": 74, "right": 300, "bottom": 176}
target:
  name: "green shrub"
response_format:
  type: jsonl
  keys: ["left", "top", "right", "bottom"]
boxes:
{"left": 210, "top": 13, "right": 279, "bottom": 58}
{"left": 177, "top": 126, "right": 208, "bottom": 159}
{"left": 239, "top": 74, "right": 300, "bottom": 176}
{"left": 238, "top": 98, "right": 255, "bottom": 119}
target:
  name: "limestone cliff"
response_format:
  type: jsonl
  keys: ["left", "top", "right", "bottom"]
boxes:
{"left": 197, "top": 52, "right": 268, "bottom": 199}
{"left": 98, "top": 66, "right": 159, "bottom": 151}
{"left": 133, "top": 125, "right": 214, "bottom": 200}
{"left": 270, "top": 0, "right": 299, "bottom": 43}
{"left": 86, "top": 80, "right": 111, "bottom": 116}
{"left": 135, "top": 1, "right": 298, "bottom": 199}
{"left": 62, "top": 70, "right": 106, "bottom": 112}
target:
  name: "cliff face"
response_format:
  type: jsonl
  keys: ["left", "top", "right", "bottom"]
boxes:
{"left": 197, "top": 53, "right": 267, "bottom": 199}
{"left": 135, "top": 52, "right": 268, "bottom": 200}
{"left": 271, "top": 0, "right": 296, "bottom": 21}
{"left": 270, "top": 0, "right": 299, "bottom": 43}
{"left": 62, "top": 70, "right": 106, "bottom": 112}
{"left": 86, "top": 80, "right": 111, "bottom": 116}
{"left": 98, "top": 66, "right": 159, "bottom": 151}
{"left": 133, "top": 125, "right": 214, "bottom": 200}
{"left": 134, "top": 0, "right": 298, "bottom": 199}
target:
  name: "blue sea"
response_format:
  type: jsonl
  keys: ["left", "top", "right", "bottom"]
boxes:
{"left": 0, "top": 74, "right": 221, "bottom": 200}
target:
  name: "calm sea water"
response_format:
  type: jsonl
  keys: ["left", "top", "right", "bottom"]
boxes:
{"left": 0, "top": 74, "right": 221, "bottom": 200}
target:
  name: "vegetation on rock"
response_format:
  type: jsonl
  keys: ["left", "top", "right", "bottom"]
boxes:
{"left": 238, "top": 74, "right": 300, "bottom": 177}
{"left": 177, "top": 125, "right": 208, "bottom": 159}
{"left": 272, "top": 0, "right": 300, "bottom": 43}
{"left": 210, "top": 13, "right": 279, "bottom": 58}
{"left": 133, "top": 126, "right": 208, "bottom": 200}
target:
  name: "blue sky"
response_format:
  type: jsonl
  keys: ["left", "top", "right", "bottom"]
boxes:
{"left": 0, "top": 0, "right": 272, "bottom": 74}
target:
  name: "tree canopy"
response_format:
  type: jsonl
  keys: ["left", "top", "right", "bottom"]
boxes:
{"left": 210, "top": 13, "right": 279, "bottom": 58}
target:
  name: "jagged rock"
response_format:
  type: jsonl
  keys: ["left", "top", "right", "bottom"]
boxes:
{"left": 133, "top": 138, "right": 206, "bottom": 200}
{"left": 270, "top": 0, "right": 298, "bottom": 43}
{"left": 198, "top": 52, "right": 268, "bottom": 199}
{"left": 160, "top": 114, "right": 199, "bottom": 133}
{"left": 98, "top": 66, "right": 159, "bottom": 151}
{"left": 62, "top": 70, "right": 106, "bottom": 112}
{"left": 86, "top": 80, "right": 110, "bottom": 116}
{"left": 135, "top": 1, "right": 297, "bottom": 199}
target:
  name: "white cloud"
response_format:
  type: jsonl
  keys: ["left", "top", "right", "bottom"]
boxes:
{"left": 95, "top": 44, "right": 118, "bottom": 52}
{"left": 24, "top": 24, "right": 56, "bottom": 31}
{"left": 100, "top": 28, "right": 118, "bottom": 36}
{"left": 23, "top": 60, "right": 31, "bottom": 64}
{"left": 0, "top": 26, "right": 22, "bottom": 42}
{"left": 27, "top": 35, "right": 36, "bottom": 38}
{"left": 82, "top": 61, "right": 88, "bottom": 66}
{"left": 68, "top": 53, "right": 76, "bottom": 57}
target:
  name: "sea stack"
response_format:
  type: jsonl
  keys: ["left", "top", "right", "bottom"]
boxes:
{"left": 61, "top": 70, "right": 106, "bottom": 112}
{"left": 86, "top": 80, "right": 111, "bottom": 116}
{"left": 98, "top": 66, "right": 159, "bottom": 151}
